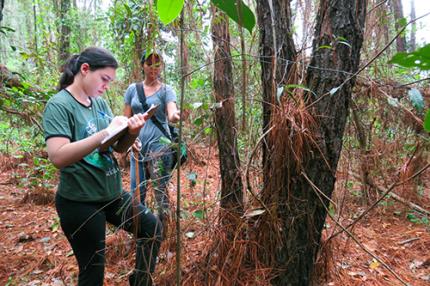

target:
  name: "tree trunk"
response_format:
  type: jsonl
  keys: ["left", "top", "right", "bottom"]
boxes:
{"left": 58, "top": 0, "right": 71, "bottom": 65}
{"left": 410, "top": 0, "right": 416, "bottom": 51}
{"left": 256, "top": 0, "right": 296, "bottom": 189}
{"left": 0, "top": 0, "right": 4, "bottom": 23}
{"left": 391, "top": 0, "right": 407, "bottom": 52}
{"left": 211, "top": 8, "right": 244, "bottom": 221}
{"left": 257, "top": 0, "right": 367, "bottom": 285}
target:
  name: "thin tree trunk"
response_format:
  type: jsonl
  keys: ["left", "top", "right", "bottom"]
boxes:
{"left": 391, "top": 0, "right": 407, "bottom": 52}
{"left": 211, "top": 7, "right": 244, "bottom": 222}
{"left": 33, "top": 1, "right": 38, "bottom": 58}
{"left": 410, "top": 0, "right": 416, "bottom": 51}
{"left": 58, "top": 0, "right": 71, "bottom": 65}
{"left": 0, "top": 0, "right": 4, "bottom": 23}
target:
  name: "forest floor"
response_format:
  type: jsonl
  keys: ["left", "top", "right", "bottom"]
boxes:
{"left": 0, "top": 145, "right": 429, "bottom": 286}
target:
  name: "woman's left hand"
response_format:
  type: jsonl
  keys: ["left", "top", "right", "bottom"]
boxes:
{"left": 172, "top": 110, "right": 181, "bottom": 122}
{"left": 127, "top": 113, "right": 146, "bottom": 135}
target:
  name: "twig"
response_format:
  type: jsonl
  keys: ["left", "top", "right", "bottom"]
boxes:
{"left": 376, "top": 186, "right": 430, "bottom": 216}
{"left": 245, "top": 125, "right": 274, "bottom": 215}
{"left": 397, "top": 77, "right": 430, "bottom": 88}
{"left": 398, "top": 237, "right": 420, "bottom": 245}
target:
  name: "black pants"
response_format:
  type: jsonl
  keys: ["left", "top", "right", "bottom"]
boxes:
{"left": 55, "top": 192, "right": 162, "bottom": 286}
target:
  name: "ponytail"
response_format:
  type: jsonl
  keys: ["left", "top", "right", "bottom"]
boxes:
{"left": 58, "top": 54, "right": 80, "bottom": 91}
{"left": 57, "top": 47, "right": 118, "bottom": 91}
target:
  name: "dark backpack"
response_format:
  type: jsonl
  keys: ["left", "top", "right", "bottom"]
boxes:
{"left": 135, "top": 82, "right": 187, "bottom": 168}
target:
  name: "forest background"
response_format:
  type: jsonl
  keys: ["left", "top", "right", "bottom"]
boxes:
{"left": 0, "top": 0, "right": 429, "bottom": 285}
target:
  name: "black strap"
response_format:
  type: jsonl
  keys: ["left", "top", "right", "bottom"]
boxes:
{"left": 135, "top": 82, "right": 172, "bottom": 141}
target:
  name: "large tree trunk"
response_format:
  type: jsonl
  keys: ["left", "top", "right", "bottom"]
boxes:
{"left": 256, "top": 0, "right": 296, "bottom": 189}
{"left": 257, "top": 0, "right": 367, "bottom": 285}
{"left": 58, "top": 0, "right": 71, "bottom": 65}
{"left": 391, "top": 0, "right": 407, "bottom": 52}
{"left": 211, "top": 8, "right": 244, "bottom": 221}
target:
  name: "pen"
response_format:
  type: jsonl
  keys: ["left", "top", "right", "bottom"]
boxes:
{"left": 97, "top": 111, "right": 112, "bottom": 120}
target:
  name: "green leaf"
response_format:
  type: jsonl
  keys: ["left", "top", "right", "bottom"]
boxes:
{"left": 194, "top": 117, "right": 203, "bottom": 126}
{"left": 407, "top": 88, "right": 424, "bottom": 111}
{"left": 193, "top": 209, "right": 205, "bottom": 220}
{"left": 389, "top": 43, "right": 430, "bottom": 70}
{"left": 424, "top": 109, "right": 430, "bottom": 132}
{"left": 159, "top": 136, "right": 172, "bottom": 145}
{"left": 204, "top": 127, "right": 213, "bottom": 135}
{"left": 157, "top": 0, "right": 184, "bottom": 25}
{"left": 212, "top": 0, "right": 256, "bottom": 34}
{"left": 317, "top": 45, "right": 332, "bottom": 50}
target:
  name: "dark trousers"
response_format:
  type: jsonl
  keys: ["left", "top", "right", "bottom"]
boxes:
{"left": 55, "top": 192, "right": 162, "bottom": 286}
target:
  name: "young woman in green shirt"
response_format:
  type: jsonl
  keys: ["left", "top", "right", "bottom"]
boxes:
{"left": 43, "top": 47, "right": 161, "bottom": 286}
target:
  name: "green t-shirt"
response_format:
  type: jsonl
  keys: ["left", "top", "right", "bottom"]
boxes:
{"left": 43, "top": 89, "right": 122, "bottom": 202}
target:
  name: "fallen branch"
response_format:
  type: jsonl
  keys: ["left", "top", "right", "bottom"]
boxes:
{"left": 378, "top": 187, "right": 429, "bottom": 216}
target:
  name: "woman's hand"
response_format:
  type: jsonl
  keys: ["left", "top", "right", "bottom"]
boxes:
{"left": 127, "top": 113, "right": 146, "bottom": 135}
{"left": 105, "top": 116, "right": 128, "bottom": 137}
{"left": 171, "top": 110, "right": 181, "bottom": 122}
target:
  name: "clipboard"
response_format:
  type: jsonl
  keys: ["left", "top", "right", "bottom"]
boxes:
{"left": 99, "top": 104, "right": 159, "bottom": 151}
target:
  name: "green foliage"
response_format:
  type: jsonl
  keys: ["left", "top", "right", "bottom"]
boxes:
{"left": 17, "top": 156, "right": 56, "bottom": 191}
{"left": 407, "top": 88, "right": 425, "bottom": 112}
{"left": 192, "top": 209, "right": 205, "bottom": 220}
{"left": 389, "top": 43, "right": 430, "bottom": 70}
{"left": 157, "top": 0, "right": 184, "bottom": 25}
{"left": 424, "top": 110, "right": 430, "bottom": 132}
{"left": 390, "top": 44, "right": 430, "bottom": 132}
{"left": 5, "top": 276, "right": 14, "bottom": 286}
{"left": 406, "top": 212, "right": 429, "bottom": 225}
{"left": 212, "top": 0, "right": 255, "bottom": 34}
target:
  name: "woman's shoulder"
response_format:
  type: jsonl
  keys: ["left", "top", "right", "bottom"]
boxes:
{"left": 46, "top": 89, "right": 72, "bottom": 106}
{"left": 163, "top": 84, "right": 174, "bottom": 92}
{"left": 125, "top": 82, "right": 138, "bottom": 96}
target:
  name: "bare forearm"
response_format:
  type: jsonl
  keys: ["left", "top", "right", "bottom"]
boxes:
{"left": 48, "top": 130, "right": 108, "bottom": 168}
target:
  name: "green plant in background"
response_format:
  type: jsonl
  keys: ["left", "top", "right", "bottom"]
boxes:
{"left": 17, "top": 156, "right": 56, "bottom": 192}
{"left": 389, "top": 43, "right": 430, "bottom": 132}
{"left": 406, "top": 212, "right": 429, "bottom": 225}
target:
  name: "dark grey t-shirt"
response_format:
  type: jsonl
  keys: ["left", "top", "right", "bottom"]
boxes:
{"left": 124, "top": 83, "right": 176, "bottom": 155}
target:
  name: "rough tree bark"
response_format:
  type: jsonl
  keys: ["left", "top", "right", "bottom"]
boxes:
{"left": 58, "top": 0, "right": 71, "bottom": 65}
{"left": 390, "top": 0, "right": 407, "bottom": 52}
{"left": 211, "top": 8, "right": 244, "bottom": 220}
{"left": 256, "top": 0, "right": 296, "bottom": 188}
{"left": 257, "top": 0, "right": 367, "bottom": 285}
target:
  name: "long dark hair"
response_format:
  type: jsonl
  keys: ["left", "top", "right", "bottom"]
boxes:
{"left": 58, "top": 47, "right": 118, "bottom": 90}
